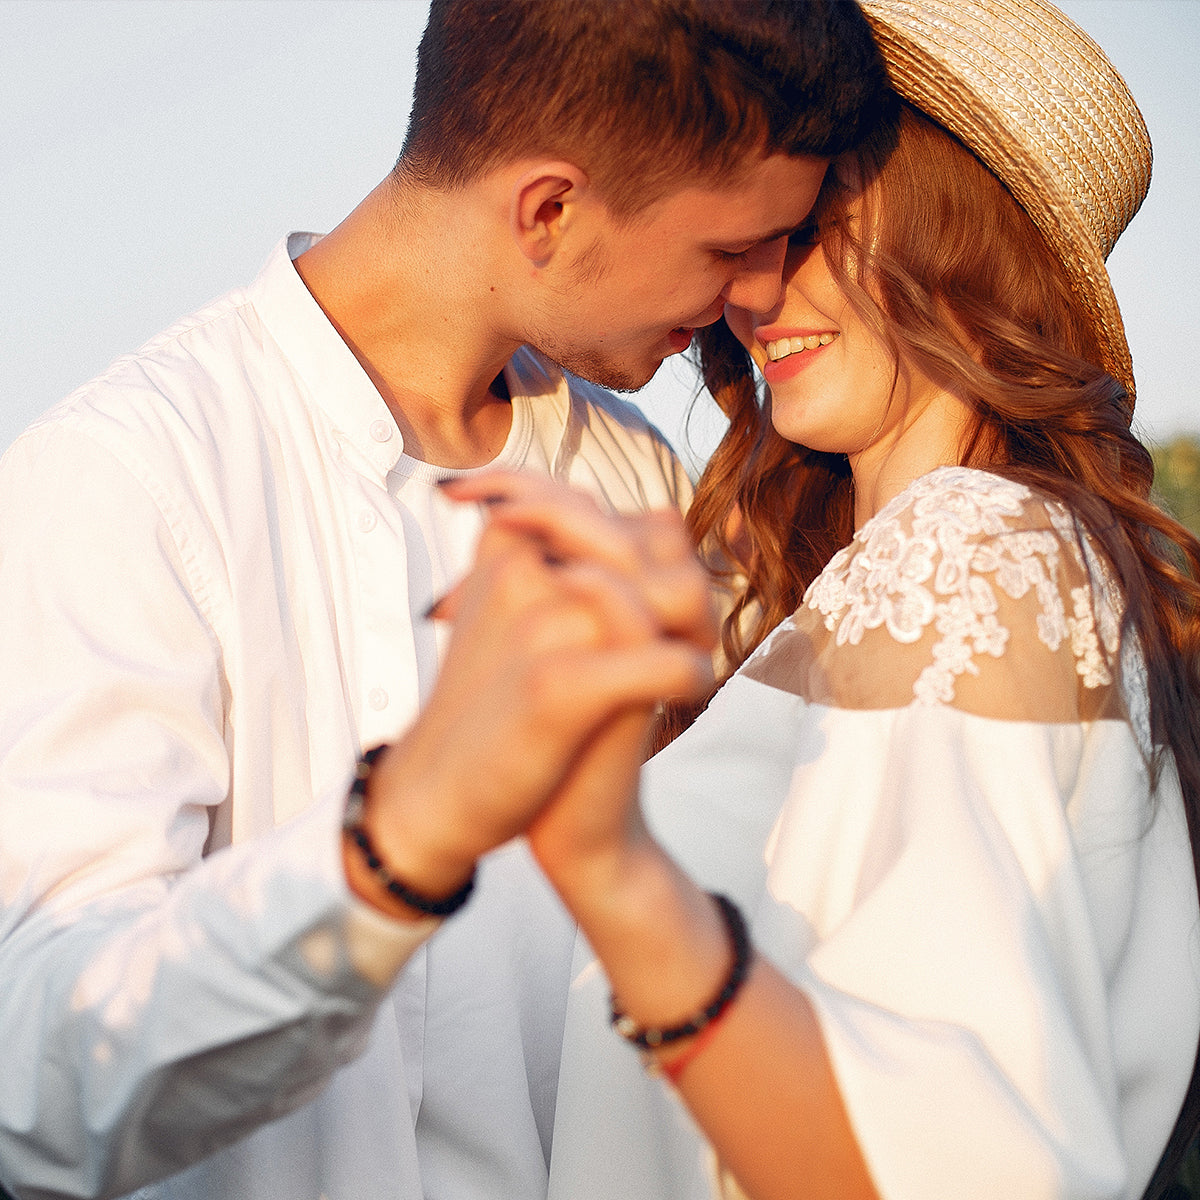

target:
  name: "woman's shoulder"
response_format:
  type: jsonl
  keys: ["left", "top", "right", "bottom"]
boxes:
{"left": 745, "top": 466, "right": 1127, "bottom": 722}
{"left": 855, "top": 464, "right": 1070, "bottom": 554}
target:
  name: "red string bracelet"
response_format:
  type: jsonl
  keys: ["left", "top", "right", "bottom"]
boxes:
{"left": 656, "top": 998, "right": 737, "bottom": 1085}
{"left": 610, "top": 893, "right": 753, "bottom": 1075}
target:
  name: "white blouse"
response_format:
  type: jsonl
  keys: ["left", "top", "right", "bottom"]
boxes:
{"left": 548, "top": 466, "right": 1200, "bottom": 1200}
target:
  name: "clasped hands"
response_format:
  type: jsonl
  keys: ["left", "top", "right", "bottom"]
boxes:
{"left": 344, "top": 470, "right": 719, "bottom": 918}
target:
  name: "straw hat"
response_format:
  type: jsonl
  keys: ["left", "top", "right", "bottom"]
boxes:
{"left": 855, "top": 0, "right": 1151, "bottom": 401}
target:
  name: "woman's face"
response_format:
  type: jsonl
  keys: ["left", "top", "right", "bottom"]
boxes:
{"left": 723, "top": 208, "right": 901, "bottom": 458}
{"left": 724, "top": 200, "right": 973, "bottom": 513}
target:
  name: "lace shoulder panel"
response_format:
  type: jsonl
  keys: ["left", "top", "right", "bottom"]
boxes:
{"left": 742, "top": 467, "right": 1127, "bottom": 723}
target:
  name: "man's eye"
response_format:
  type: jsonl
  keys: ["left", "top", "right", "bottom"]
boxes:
{"left": 789, "top": 220, "right": 821, "bottom": 247}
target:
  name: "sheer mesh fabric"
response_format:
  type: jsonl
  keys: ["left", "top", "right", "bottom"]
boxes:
{"left": 742, "top": 467, "right": 1133, "bottom": 729}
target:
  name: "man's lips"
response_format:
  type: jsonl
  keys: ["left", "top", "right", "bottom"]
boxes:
{"left": 667, "top": 327, "right": 695, "bottom": 353}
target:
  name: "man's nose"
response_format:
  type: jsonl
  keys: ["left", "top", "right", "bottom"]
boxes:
{"left": 721, "top": 235, "right": 788, "bottom": 315}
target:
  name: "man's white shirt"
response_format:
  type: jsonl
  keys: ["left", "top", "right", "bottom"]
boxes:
{"left": 0, "top": 233, "right": 691, "bottom": 1200}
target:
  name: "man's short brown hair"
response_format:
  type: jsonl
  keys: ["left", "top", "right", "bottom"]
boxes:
{"left": 397, "top": 0, "right": 890, "bottom": 216}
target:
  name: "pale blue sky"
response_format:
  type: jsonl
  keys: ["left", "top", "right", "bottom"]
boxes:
{"left": 2, "top": 0, "right": 1196, "bottom": 467}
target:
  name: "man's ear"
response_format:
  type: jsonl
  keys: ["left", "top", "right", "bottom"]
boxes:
{"left": 510, "top": 162, "right": 591, "bottom": 269}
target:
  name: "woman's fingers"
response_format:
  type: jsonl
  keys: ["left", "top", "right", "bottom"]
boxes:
{"left": 446, "top": 469, "right": 679, "bottom": 577}
{"left": 374, "top": 480, "right": 716, "bottom": 869}
{"left": 527, "top": 640, "right": 715, "bottom": 721}
{"left": 437, "top": 520, "right": 712, "bottom": 778}
{"left": 386, "top": 595, "right": 708, "bottom": 868}
{"left": 451, "top": 521, "right": 711, "bottom": 683}
{"left": 441, "top": 471, "right": 719, "bottom": 651}
{"left": 439, "top": 468, "right": 594, "bottom": 516}
{"left": 445, "top": 522, "right": 644, "bottom": 653}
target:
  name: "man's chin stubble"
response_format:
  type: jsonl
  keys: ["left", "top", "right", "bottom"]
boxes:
{"left": 535, "top": 341, "right": 657, "bottom": 393}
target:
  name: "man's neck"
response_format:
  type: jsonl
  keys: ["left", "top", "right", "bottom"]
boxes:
{"left": 294, "top": 178, "right": 522, "bottom": 468}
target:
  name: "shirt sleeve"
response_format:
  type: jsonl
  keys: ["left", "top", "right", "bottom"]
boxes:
{"left": 763, "top": 705, "right": 1140, "bottom": 1197}
{"left": 0, "top": 423, "right": 432, "bottom": 1199}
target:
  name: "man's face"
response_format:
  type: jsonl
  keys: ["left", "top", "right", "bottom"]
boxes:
{"left": 530, "top": 153, "right": 829, "bottom": 392}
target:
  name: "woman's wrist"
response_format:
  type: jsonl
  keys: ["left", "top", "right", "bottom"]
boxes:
{"left": 539, "top": 821, "right": 666, "bottom": 926}
{"left": 560, "top": 843, "right": 738, "bottom": 1037}
{"left": 609, "top": 892, "right": 748, "bottom": 1060}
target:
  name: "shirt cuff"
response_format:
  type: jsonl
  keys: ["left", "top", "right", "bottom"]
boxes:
{"left": 267, "top": 787, "right": 442, "bottom": 994}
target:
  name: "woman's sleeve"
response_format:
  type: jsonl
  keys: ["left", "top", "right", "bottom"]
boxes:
{"left": 752, "top": 477, "right": 1198, "bottom": 1198}
{"left": 765, "top": 706, "right": 1144, "bottom": 1196}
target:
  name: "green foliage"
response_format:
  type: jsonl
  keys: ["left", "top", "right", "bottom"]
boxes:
{"left": 1152, "top": 434, "right": 1200, "bottom": 539}
{"left": 1151, "top": 434, "right": 1200, "bottom": 1195}
{"left": 1180, "top": 1138, "right": 1200, "bottom": 1192}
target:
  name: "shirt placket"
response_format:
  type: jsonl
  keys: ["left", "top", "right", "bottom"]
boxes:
{"left": 348, "top": 420, "right": 423, "bottom": 750}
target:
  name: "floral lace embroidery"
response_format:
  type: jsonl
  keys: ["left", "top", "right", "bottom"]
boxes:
{"left": 802, "top": 467, "right": 1121, "bottom": 706}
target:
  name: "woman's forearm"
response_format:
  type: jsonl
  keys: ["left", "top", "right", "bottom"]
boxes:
{"left": 552, "top": 846, "right": 880, "bottom": 1200}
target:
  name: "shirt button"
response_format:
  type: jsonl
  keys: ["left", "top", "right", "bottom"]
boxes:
{"left": 368, "top": 687, "right": 389, "bottom": 711}
{"left": 356, "top": 510, "right": 377, "bottom": 533}
{"left": 369, "top": 420, "right": 394, "bottom": 443}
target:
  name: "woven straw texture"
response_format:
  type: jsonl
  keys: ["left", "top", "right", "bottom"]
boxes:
{"left": 857, "top": 0, "right": 1151, "bottom": 400}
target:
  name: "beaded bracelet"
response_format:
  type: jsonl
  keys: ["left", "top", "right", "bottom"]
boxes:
{"left": 610, "top": 892, "right": 752, "bottom": 1051}
{"left": 342, "top": 745, "right": 476, "bottom": 918}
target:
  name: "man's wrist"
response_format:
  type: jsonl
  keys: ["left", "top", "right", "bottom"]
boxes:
{"left": 341, "top": 746, "right": 478, "bottom": 923}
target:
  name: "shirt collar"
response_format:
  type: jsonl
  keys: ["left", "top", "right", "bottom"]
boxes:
{"left": 248, "top": 233, "right": 578, "bottom": 479}
{"left": 248, "top": 233, "right": 404, "bottom": 477}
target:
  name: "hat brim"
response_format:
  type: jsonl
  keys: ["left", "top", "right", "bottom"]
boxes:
{"left": 857, "top": 0, "right": 1149, "bottom": 401}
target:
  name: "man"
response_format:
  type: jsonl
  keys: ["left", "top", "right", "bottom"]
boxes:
{"left": 0, "top": 2, "right": 886, "bottom": 1197}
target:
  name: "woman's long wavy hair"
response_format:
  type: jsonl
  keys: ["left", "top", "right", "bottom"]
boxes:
{"left": 670, "top": 101, "right": 1200, "bottom": 1191}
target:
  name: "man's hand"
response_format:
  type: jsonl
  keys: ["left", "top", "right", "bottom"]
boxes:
{"left": 344, "top": 471, "right": 717, "bottom": 919}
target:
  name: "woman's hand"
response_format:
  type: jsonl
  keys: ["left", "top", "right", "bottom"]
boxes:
{"left": 443, "top": 471, "right": 719, "bottom": 650}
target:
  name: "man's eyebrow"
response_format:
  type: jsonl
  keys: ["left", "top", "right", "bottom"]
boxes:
{"left": 714, "top": 221, "right": 808, "bottom": 251}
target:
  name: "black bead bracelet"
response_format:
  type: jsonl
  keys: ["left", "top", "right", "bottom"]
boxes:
{"left": 610, "top": 892, "right": 753, "bottom": 1050}
{"left": 343, "top": 745, "right": 476, "bottom": 918}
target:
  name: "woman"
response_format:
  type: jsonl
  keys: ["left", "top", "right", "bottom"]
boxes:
{"left": 360, "top": 0, "right": 1200, "bottom": 1195}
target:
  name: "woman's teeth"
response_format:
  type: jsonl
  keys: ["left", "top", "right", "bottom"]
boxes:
{"left": 765, "top": 332, "right": 836, "bottom": 361}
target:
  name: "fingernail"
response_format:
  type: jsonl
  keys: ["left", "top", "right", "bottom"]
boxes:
{"left": 422, "top": 593, "right": 450, "bottom": 621}
{"left": 434, "top": 477, "right": 505, "bottom": 506}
